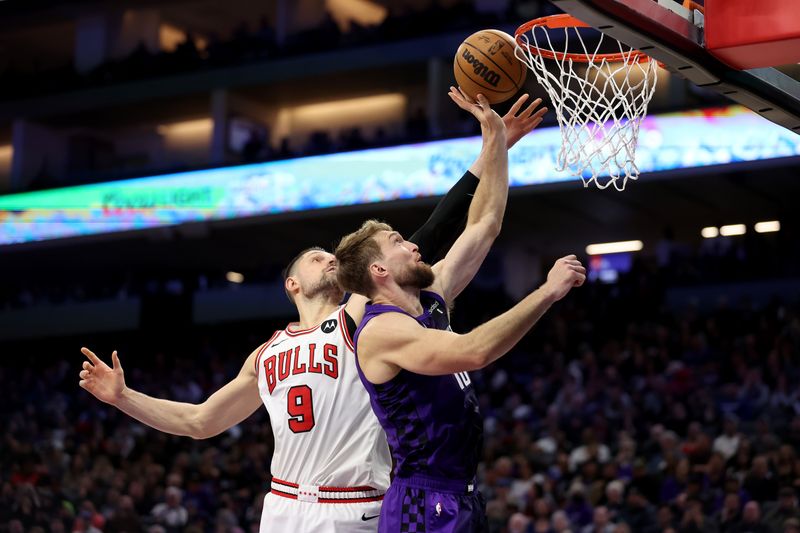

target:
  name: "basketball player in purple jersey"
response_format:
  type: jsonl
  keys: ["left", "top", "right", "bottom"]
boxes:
{"left": 335, "top": 92, "right": 586, "bottom": 532}
{"left": 78, "top": 89, "right": 547, "bottom": 532}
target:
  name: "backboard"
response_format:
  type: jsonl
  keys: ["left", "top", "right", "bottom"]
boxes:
{"left": 547, "top": 0, "right": 800, "bottom": 134}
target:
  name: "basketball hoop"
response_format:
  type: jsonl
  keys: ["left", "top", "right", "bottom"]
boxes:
{"left": 515, "top": 14, "right": 659, "bottom": 190}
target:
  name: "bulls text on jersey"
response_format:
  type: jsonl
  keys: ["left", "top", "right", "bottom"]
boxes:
{"left": 262, "top": 343, "right": 339, "bottom": 394}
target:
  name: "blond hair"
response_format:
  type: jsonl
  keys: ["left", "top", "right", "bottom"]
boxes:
{"left": 334, "top": 220, "right": 392, "bottom": 297}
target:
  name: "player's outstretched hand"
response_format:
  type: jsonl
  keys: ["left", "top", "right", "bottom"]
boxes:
{"left": 542, "top": 254, "right": 586, "bottom": 302}
{"left": 79, "top": 347, "right": 126, "bottom": 405}
{"left": 448, "top": 86, "right": 506, "bottom": 134}
{"left": 502, "top": 94, "right": 547, "bottom": 149}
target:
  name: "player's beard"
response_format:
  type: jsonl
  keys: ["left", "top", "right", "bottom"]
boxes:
{"left": 305, "top": 272, "right": 343, "bottom": 301}
{"left": 396, "top": 262, "right": 435, "bottom": 289}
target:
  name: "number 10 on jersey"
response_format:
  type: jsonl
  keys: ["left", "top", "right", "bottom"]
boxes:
{"left": 455, "top": 371, "right": 471, "bottom": 390}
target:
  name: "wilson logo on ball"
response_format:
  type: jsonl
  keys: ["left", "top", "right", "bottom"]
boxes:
{"left": 461, "top": 49, "right": 501, "bottom": 87}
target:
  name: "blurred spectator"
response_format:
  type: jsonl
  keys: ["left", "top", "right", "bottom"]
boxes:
{"left": 716, "top": 492, "right": 743, "bottom": 533}
{"left": 764, "top": 487, "right": 800, "bottom": 533}
{"left": 106, "top": 495, "right": 143, "bottom": 532}
{"left": 744, "top": 456, "right": 780, "bottom": 503}
{"left": 679, "top": 498, "right": 716, "bottom": 533}
{"left": 785, "top": 517, "right": 800, "bottom": 533}
{"left": 731, "top": 501, "right": 771, "bottom": 533}
{"left": 581, "top": 506, "right": 614, "bottom": 533}
{"left": 151, "top": 486, "right": 188, "bottom": 531}
{"left": 569, "top": 430, "right": 611, "bottom": 473}
{"left": 714, "top": 414, "right": 742, "bottom": 461}
{"left": 603, "top": 480, "right": 625, "bottom": 520}
{"left": 618, "top": 487, "right": 657, "bottom": 533}
{"left": 509, "top": 511, "right": 532, "bottom": 533}
{"left": 552, "top": 510, "right": 574, "bottom": 533}
{"left": 564, "top": 484, "right": 594, "bottom": 528}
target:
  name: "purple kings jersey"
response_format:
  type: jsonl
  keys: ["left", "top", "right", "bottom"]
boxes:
{"left": 353, "top": 290, "right": 483, "bottom": 482}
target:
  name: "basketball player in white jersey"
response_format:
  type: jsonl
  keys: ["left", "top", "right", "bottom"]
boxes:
{"left": 77, "top": 88, "right": 546, "bottom": 532}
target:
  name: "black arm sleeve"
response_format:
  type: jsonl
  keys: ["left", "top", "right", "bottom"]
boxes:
{"left": 408, "top": 170, "right": 479, "bottom": 263}
{"left": 343, "top": 310, "right": 358, "bottom": 340}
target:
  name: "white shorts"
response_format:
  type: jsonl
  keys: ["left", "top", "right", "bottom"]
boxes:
{"left": 259, "top": 492, "right": 383, "bottom": 533}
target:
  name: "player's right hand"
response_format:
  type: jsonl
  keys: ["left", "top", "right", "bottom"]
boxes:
{"left": 79, "top": 347, "right": 126, "bottom": 405}
{"left": 448, "top": 86, "right": 506, "bottom": 134}
{"left": 542, "top": 254, "right": 586, "bottom": 302}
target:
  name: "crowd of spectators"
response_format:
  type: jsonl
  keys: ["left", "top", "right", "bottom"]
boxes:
{"left": 2, "top": 243, "right": 800, "bottom": 532}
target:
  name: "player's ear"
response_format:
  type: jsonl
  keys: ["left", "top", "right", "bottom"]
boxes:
{"left": 369, "top": 261, "right": 388, "bottom": 280}
{"left": 285, "top": 275, "right": 300, "bottom": 295}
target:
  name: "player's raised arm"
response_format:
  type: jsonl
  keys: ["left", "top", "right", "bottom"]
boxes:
{"left": 79, "top": 345, "right": 263, "bottom": 439}
{"left": 357, "top": 256, "right": 586, "bottom": 381}
{"left": 407, "top": 90, "right": 547, "bottom": 264}
{"left": 428, "top": 91, "right": 507, "bottom": 303}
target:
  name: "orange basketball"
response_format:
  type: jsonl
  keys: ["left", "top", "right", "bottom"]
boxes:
{"left": 453, "top": 29, "right": 527, "bottom": 105}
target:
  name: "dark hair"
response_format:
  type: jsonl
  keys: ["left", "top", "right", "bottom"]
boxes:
{"left": 282, "top": 246, "right": 326, "bottom": 303}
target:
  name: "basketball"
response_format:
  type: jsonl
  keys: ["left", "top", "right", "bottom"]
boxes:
{"left": 453, "top": 29, "right": 527, "bottom": 104}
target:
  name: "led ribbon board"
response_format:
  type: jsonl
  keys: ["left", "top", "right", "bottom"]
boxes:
{"left": 1, "top": 106, "right": 798, "bottom": 245}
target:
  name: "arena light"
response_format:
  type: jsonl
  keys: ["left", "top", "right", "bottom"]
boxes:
{"left": 720, "top": 224, "right": 746, "bottom": 236}
{"left": 327, "top": 0, "right": 388, "bottom": 32}
{"left": 226, "top": 271, "right": 244, "bottom": 284}
{"left": 754, "top": 220, "right": 780, "bottom": 233}
{"left": 156, "top": 118, "right": 213, "bottom": 135}
{"left": 585, "top": 240, "right": 643, "bottom": 255}
{"left": 701, "top": 226, "right": 719, "bottom": 238}
{"left": 274, "top": 94, "right": 406, "bottom": 140}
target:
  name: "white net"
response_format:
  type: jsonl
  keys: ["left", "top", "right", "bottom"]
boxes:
{"left": 515, "top": 21, "right": 658, "bottom": 190}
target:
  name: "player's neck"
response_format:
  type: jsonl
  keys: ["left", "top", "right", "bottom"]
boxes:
{"left": 372, "top": 284, "right": 423, "bottom": 317}
{"left": 294, "top": 295, "right": 341, "bottom": 329}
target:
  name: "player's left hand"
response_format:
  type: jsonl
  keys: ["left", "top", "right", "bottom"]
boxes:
{"left": 502, "top": 93, "right": 547, "bottom": 149}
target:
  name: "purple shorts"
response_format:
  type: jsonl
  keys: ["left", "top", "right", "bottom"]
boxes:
{"left": 377, "top": 474, "right": 487, "bottom": 533}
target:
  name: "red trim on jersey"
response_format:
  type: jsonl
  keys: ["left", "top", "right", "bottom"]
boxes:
{"left": 271, "top": 477, "right": 383, "bottom": 503}
{"left": 319, "top": 484, "right": 377, "bottom": 492}
{"left": 273, "top": 477, "right": 377, "bottom": 492}
{"left": 270, "top": 490, "right": 384, "bottom": 504}
{"left": 284, "top": 322, "right": 321, "bottom": 337}
{"left": 254, "top": 330, "right": 281, "bottom": 377}
{"left": 284, "top": 305, "right": 347, "bottom": 337}
{"left": 339, "top": 307, "right": 355, "bottom": 352}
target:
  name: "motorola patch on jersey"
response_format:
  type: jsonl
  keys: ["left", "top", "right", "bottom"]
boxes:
{"left": 321, "top": 319, "right": 338, "bottom": 333}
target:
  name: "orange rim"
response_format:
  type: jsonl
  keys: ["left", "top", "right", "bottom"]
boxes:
{"left": 515, "top": 14, "right": 652, "bottom": 63}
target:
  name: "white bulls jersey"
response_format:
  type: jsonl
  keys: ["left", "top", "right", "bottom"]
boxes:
{"left": 255, "top": 305, "right": 391, "bottom": 491}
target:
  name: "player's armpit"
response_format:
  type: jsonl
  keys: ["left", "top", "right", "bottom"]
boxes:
{"left": 358, "top": 313, "right": 484, "bottom": 382}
